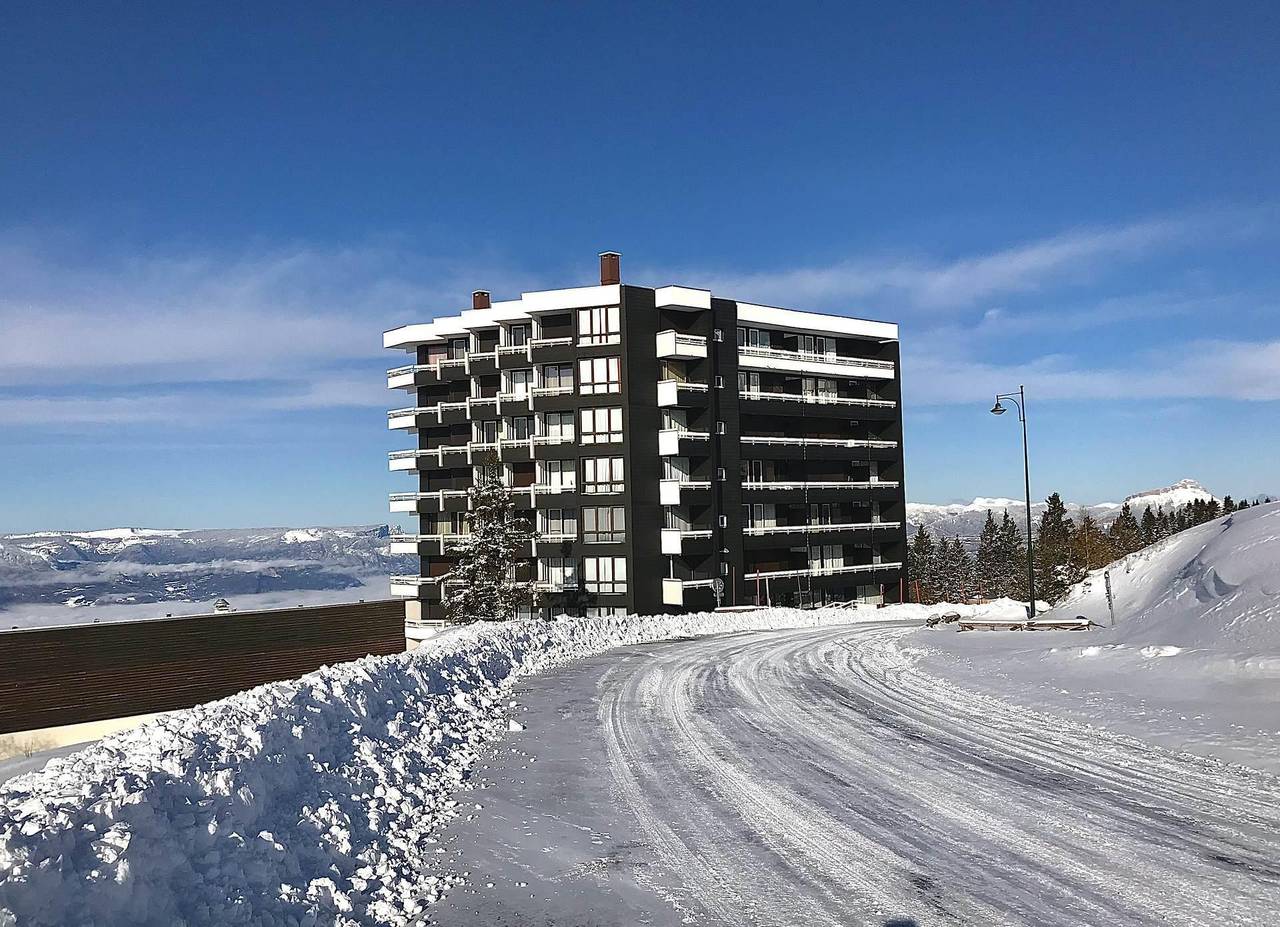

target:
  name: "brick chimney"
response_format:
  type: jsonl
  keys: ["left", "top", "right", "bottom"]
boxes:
{"left": 472, "top": 290, "right": 491, "bottom": 310}
{"left": 598, "top": 251, "right": 621, "bottom": 286}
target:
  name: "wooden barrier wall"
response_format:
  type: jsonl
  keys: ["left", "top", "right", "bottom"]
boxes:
{"left": 0, "top": 600, "right": 406, "bottom": 735}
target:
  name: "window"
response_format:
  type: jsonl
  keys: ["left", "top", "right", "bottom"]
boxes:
{"left": 506, "top": 416, "right": 533, "bottom": 440}
{"left": 737, "top": 327, "right": 763, "bottom": 348}
{"left": 810, "top": 503, "right": 834, "bottom": 526}
{"left": 543, "top": 411, "right": 574, "bottom": 440}
{"left": 742, "top": 459, "right": 765, "bottom": 482}
{"left": 578, "top": 306, "right": 620, "bottom": 345}
{"left": 713, "top": 328, "right": 723, "bottom": 342}
{"left": 817, "top": 545, "right": 844, "bottom": 570}
{"left": 475, "top": 420, "right": 498, "bottom": 444}
{"left": 662, "top": 456, "right": 690, "bottom": 480}
{"left": 714, "top": 375, "right": 724, "bottom": 389}
{"left": 715, "top": 467, "right": 726, "bottom": 481}
{"left": 539, "top": 557, "right": 578, "bottom": 589}
{"left": 508, "top": 323, "right": 530, "bottom": 347}
{"left": 585, "top": 606, "right": 627, "bottom": 618}
{"left": 540, "top": 507, "right": 577, "bottom": 537}
{"left": 583, "top": 506, "right": 626, "bottom": 543}
{"left": 802, "top": 377, "right": 837, "bottom": 399}
{"left": 715, "top": 421, "right": 726, "bottom": 434}
{"left": 542, "top": 364, "right": 573, "bottom": 390}
{"left": 448, "top": 338, "right": 469, "bottom": 360}
{"left": 540, "top": 459, "right": 575, "bottom": 490}
{"left": 580, "top": 406, "right": 622, "bottom": 444}
{"left": 583, "top": 556, "right": 626, "bottom": 594}
{"left": 738, "top": 371, "right": 760, "bottom": 395}
{"left": 801, "top": 334, "right": 833, "bottom": 357}
{"left": 578, "top": 356, "right": 621, "bottom": 394}
{"left": 583, "top": 456, "right": 624, "bottom": 494}
{"left": 507, "top": 368, "right": 533, "bottom": 398}
{"left": 718, "top": 515, "right": 728, "bottom": 528}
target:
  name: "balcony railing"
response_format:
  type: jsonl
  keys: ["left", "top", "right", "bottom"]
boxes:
{"left": 740, "top": 436, "right": 899, "bottom": 449}
{"left": 744, "top": 521, "right": 902, "bottom": 536}
{"left": 743, "top": 561, "right": 903, "bottom": 581}
{"left": 531, "top": 385, "right": 573, "bottom": 397}
{"left": 742, "top": 480, "right": 900, "bottom": 490}
{"left": 655, "top": 330, "right": 708, "bottom": 359}
{"left": 739, "top": 344, "right": 895, "bottom": 370}
{"left": 740, "top": 390, "right": 896, "bottom": 409}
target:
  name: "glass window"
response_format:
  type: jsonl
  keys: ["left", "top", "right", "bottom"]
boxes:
{"left": 540, "top": 507, "right": 577, "bottom": 537}
{"left": 539, "top": 557, "right": 578, "bottom": 589}
{"left": 580, "top": 406, "right": 622, "bottom": 444}
{"left": 543, "top": 411, "right": 575, "bottom": 439}
{"left": 577, "top": 306, "right": 620, "bottom": 345}
{"left": 583, "top": 506, "right": 626, "bottom": 543}
{"left": 506, "top": 416, "right": 532, "bottom": 440}
{"left": 542, "top": 364, "right": 573, "bottom": 390}
{"left": 508, "top": 323, "right": 530, "bottom": 347}
{"left": 448, "top": 338, "right": 469, "bottom": 359}
{"left": 475, "top": 420, "right": 498, "bottom": 444}
{"left": 540, "top": 458, "right": 576, "bottom": 490}
{"left": 583, "top": 457, "right": 624, "bottom": 494}
{"left": 507, "top": 369, "right": 533, "bottom": 397}
{"left": 578, "top": 356, "right": 621, "bottom": 394}
{"left": 583, "top": 556, "right": 627, "bottom": 594}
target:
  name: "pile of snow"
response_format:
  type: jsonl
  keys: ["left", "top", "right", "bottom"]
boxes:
{"left": 1052, "top": 501, "right": 1280, "bottom": 650}
{"left": 0, "top": 606, "right": 901, "bottom": 926}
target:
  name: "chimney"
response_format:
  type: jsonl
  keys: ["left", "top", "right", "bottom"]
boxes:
{"left": 472, "top": 290, "right": 491, "bottom": 310}
{"left": 598, "top": 251, "right": 621, "bottom": 286}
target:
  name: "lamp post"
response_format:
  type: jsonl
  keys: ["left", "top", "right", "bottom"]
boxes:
{"left": 990, "top": 385, "right": 1037, "bottom": 618}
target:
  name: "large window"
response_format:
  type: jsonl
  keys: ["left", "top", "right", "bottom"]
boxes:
{"left": 543, "top": 411, "right": 574, "bottom": 440}
{"left": 542, "top": 364, "right": 573, "bottom": 390}
{"left": 580, "top": 406, "right": 622, "bottom": 444}
{"left": 583, "top": 457, "right": 624, "bottom": 494}
{"left": 539, "top": 557, "right": 578, "bottom": 590}
{"left": 539, "top": 507, "right": 577, "bottom": 537}
{"left": 583, "top": 556, "right": 626, "bottom": 594}
{"left": 578, "top": 306, "right": 620, "bottom": 345}
{"left": 506, "top": 368, "right": 533, "bottom": 398}
{"left": 540, "top": 459, "right": 575, "bottom": 491}
{"left": 475, "top": 420, "right": 498, "bottom": 444}
{"left": 583, "top": 506, "right": 625, "bottom": 543}
{"left": 506, "top": 416, "right": 532, "bottom": 440}
{"left": 508, "top": 323, "right": 531, "bottom": 347}
{"left": 579, "top": 357, "right": 621, "bottom": 394}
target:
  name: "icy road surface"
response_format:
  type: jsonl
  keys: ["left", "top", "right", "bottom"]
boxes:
{"left": 429, "top": 622, "right": 1280, "bottom": 926}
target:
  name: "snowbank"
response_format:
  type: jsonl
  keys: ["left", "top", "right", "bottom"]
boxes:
{"left": 1053, "top": 501, "right": 1280, "bottom": 650}
{"left": 0, "top": 607, "right": 894, "bottom": 927}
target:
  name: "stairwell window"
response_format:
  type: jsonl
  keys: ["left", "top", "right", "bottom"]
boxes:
{"left": 578, "top": 356, "right": 621, "bottom": 394}
{"left": 578, "top": 306, "right": 620, "bottom": 345}
{"left": 580, "top": 407, "right": 622, "bottom": 444}
{"left": 583, "top": 506, "right": 626, "bottom": 543}
{"left": 583, "top": 556, "right": 627, "bottom": 594}
{"left": 583, "top": 456, "right": 624, "bottom": 494}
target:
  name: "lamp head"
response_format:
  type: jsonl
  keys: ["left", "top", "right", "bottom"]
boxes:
{"left": 990, "top": 399, "right": 1006, "bottom": 415}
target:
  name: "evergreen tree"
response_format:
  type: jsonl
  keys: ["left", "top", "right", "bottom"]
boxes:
{"left": 1237, "top": 498, "right": 1250, "bottom": 510}
{"left": 1139, "top": 505, "right": 1158, "bottom": 546}
{"left": 974, "top": 510, "right": 1002, "bottom": 599}
{"left": 442, "top": 457, "right": 538, "bottom": 622}
{"left": 933, "top": 536, "right": 973, "bottom": 603}
{"left": 1073, "top": 511, "right": 1111, "bottom": 573}
{"left": 1155, "top": 507, "right": 1172, "bottom": 539}
{"left": 1107, "top": 502, "right": 1142, "bottom": 558}
{"left": 1035, "top": 493, "right": 1081, "bottom": 604}
{"left": 954, "top": 539, "right": 975, "bottom": 603}
{"left": 1221, "top": 495, "right": 1235, "bottom": 514}
{"left": 907, "top": 525, "right": 938, "bottom": 604}
{"left": 995, "top": 510, "right": 1028, "bottom": 601}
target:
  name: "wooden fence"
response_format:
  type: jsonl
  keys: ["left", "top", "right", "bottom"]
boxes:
{"left": 0, "top": 600, "right": 406, "bottom": 735}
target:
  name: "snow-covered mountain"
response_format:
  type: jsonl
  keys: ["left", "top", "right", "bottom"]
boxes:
{"left": 0, "top": 525, "right": 414, "bottom": 612}
{"left": 908, "top": 478, "right": 1219, "bottom": 539}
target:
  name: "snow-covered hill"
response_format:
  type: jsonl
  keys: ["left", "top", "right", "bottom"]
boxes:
{"left": 1052, "top": 500, "right": 1280, "bottom": 650}
{"left": 0, "top": 525, "right": 414, "bottom": 617}
{"left": 908, "top": 478, "right": 1218, "bottom": 538}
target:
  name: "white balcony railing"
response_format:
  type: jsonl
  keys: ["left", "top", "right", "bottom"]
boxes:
{"left": 739, "top": 344, "right": 895, "bottom": 371}
{"left": 531, "top": 385, "right": 573, "bottom": 397}
{"left": 744, "top": 521, "right": 902, "bottom": 536}
{"left": 740, "top": 390, "right": 896, "bottom": 409}
{"left": 742, "top": 480, "right": 900, "bottom": 490}
{"left": 655, "top": 330, "right": 708, "bottom": 359}
{"left": 743, "top": 561, "right": 903, "bottom": 581}
{"left": 740, "top": 436, "right": 899, "bottom": 449}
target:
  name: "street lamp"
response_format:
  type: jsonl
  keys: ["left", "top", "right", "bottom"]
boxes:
{"left": 990, "top": 385, "right": 1037, "bottom": 618}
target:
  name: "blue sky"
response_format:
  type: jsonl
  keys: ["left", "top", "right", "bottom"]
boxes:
{"left": 2, "top": 2, "right": 1278, "bottom": 531}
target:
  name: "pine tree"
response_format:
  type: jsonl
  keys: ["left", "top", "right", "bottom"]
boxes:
{"left": 953, "top": 539, "right": 975, "bottom": 603}
{"left": 995, "top": 510, "right": 1028, "bottom": 601}
{"left": 1073, "top": 511, "right": 1111, "bottom": 573}
{"left": 1035, "top": 493, "right": 1081, "bottom": 604}
{"left": 442, "top": 457, "right": 538, "bottom": 622}
{"left": 1107, "top": 502, "right": 1142, "bottom": 558}
{"left": 1139, "top": 505, "right": 1158, "bottom": 546}
{"left": 1221, "top": 495, "right": 1235, "bottom": 514}
{"left": 974, "top": 510, "right": 1001, "bottom": 600}
{"left": 1237, "top": 498, "right": 1251, "bottom": 510}
{"left": 908, "top": 525, "right": 938, "bottom": 604}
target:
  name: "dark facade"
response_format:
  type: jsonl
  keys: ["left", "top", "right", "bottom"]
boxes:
{"left": 385, "top": 254, "right": 907, "bottom": 621}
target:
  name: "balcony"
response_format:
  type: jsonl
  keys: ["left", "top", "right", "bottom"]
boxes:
{"left": 387, "top": 401, "right": 471, "bottom": 430}
{"left": 658, "top": 428, "right": 711, "bottom": 455}
{"left": 738, "top": 345, "right": 896, "bottom": 380}
{"left": 656, "top": 379, "right": 710, "bottom": 408}
{"left": 656, "top": 330, "right": 708, "bottom": 360}
{"left": 531, "top": 385, "right": 573, "bottom": 398}
{"left": 743, "top": 561, "right": 903, "bottom": 581}
{"left": 390, "top": 574, "right": 443, "bottom": 598}
{"left": 661, "top": 576, "right": 717, "bottom": 606}
{"left": 659, "top": 478, "right": 712, "bottom": 505}
{"left": 744, "top": 521, "right": 903, "bottom": 536}
{"left": 389, "top": 534, "right": 471, "bottom": 555}
{"left": 742, "top": 480, "right": 900, "bottom": 491}
{"left": 740, "top": 436, "right": 899, "bottom": 449}
{"left": 739, "top": 390, "right": 896, "bottom": 410}
{"left": 660, "top": 528, "right": 714, "bottom": 555}
{"left": 389, "top": 489, "right": 470, "bottom": 512}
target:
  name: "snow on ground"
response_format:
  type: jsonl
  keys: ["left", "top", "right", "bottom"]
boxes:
{"left": 899, "top": 501, "right": 1280, "bottom": 771}
{"left": 0, "top": 606, "right": 903, "bottom": 927}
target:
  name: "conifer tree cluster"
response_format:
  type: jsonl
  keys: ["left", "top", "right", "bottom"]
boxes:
{"left": 908, "top": 491, "right": 1262, "bottom": 606}
{"left": 442, "top": 457, "right": 539, "bottom": 622}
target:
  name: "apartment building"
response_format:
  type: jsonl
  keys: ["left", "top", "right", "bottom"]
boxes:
{"left": 385, "top": 252, "right": 907, "bottom": 621}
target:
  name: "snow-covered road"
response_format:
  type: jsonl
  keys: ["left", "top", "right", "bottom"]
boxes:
{"left": 430, "top": 622, "right": 1280, "bottom": 926}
